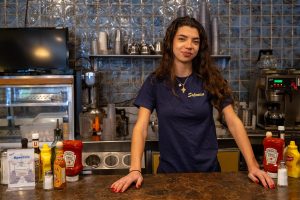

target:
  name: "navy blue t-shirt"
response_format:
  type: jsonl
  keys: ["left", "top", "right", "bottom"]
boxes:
{"left": 134, "top": 73, "right": 233, "bottom": 173}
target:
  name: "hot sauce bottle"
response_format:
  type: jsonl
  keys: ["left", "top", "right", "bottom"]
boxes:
{"left": 54, "top": 141, "right": 66, "bottom": 189}
{"left": 263, "top": 131, "right": 284, "bottom": 178}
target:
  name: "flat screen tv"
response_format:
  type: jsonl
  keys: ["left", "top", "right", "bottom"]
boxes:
{"left": 0, "top": 27, "right": 69, "bottom": 72}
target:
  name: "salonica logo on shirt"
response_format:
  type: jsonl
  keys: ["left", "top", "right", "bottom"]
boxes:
{"left": 187, "top": 92, "right": 205, "bottom": 98}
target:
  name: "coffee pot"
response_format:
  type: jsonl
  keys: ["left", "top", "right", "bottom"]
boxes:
{"left": 257, "top": 49, "right": 278, "bottom": 69}
{"left": 264, "top": 103, "right": 285, "bottom": 127}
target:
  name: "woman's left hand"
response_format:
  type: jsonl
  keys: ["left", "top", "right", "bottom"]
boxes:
{"left": 248, "top": 167, "right": 275, "bottom": 189}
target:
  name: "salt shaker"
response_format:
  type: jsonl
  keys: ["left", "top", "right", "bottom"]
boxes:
{"left": 43, "top": 170, "right": 54, "bottom": 190}
{"left": 277, "top": 160, "right": 288, "bottom": 187}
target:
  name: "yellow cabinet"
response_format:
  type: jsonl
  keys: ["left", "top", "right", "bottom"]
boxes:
{"left": 217, "top": 148, "right": 240, "bottom": 172}
{"left": 152, "top": 148, "right": 240, "bottom": 174}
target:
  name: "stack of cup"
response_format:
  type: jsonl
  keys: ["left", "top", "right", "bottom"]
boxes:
{"left": 98, "top": 31, "right": 108, "bottom": 55}
{"left": 102, "top": 103, "right": 116, "bottom": 140}
{"left": 211, "top": 17, "right": 219, "bottom": 55}
{"left": 198, "top": 0, "right": 211, "bottom": 48}
{"left": 114, "top": 29, "right": 122, "bottom": 55}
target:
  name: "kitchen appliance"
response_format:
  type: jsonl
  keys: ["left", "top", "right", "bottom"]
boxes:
{"left": 0, "top": 75, "right": 74, "bottom": 144}
{"left": 256, "top": 69, "right": 300, "bottom": 130}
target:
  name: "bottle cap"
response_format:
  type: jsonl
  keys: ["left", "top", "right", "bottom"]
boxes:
{"left": 278, "top": 126, "right": 285, "bottom": 131}
{"left": 32, "top": 133, "right": 39, "bottom": 140}
{"left": 63, "top": 117, "right": 69, "bottom": 123}
{"left": 56, "top": 141, "right": 63, "bottom": 149}
{"left": 266, "top": 131, "right": 272, "bottom": 137}
{"left": 21, "top": 138, "right": 28, "bottom": 148}
{"left": 289, "top": 141, "right": 298, "bottom": 149}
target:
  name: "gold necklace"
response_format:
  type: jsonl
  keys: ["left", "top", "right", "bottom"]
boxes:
{"left": 176, "top": 76, "right": 189, "bottom": 93}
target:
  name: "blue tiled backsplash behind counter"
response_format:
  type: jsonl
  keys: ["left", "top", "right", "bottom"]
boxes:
{"left": 1, "top": 0, "right": 299, "bottom": 105}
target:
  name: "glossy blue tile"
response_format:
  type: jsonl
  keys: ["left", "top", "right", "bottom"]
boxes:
{"left": 240, "top": 16, "right": 250, "bottom": 26}
{"left": 251, "top": 4, "right": 261, "bottom": 16}
{"left": 283, "top": 16, "right": 293, "bottom": 26}
{"left": 230, "top": 16, "right": 240, "bottom": 27}
{"left": 293, "top": 16, "right": 300, "bottom": 26}
{"left": 251, "top": 27, "right": 261, "bottom": 37}
{"left": 272, "top": 5, "right": 282, "bottom": 15}
{"left": 154, "top": 16, "right": 163, "bottom": 27}
{"left": 143, "top": 5, "right": 153, "bottom": 15}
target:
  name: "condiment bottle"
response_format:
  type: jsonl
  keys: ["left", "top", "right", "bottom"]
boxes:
{"left": 21, "top": 138, "right": 28, "bottom": 148}
{"left": 62, "top": 117, "right": 70, "bottom": 140}
{"left": 278, "top": 126, "right": 287, "bottom": 159}
{"left": 40, "top": 143, "right": 52, "bottom": 182}
{"left": 54, "top": 141, "right": 66, "bottom": 189}
{"left": 32, "top": 133, "right": 41, "bottom": 183}
{"left": 63, "top": 140, "right": 83, "bottom": 182}
{"left": 277, "top": 160, "right": 288, "bottom": 187}
{"left": 51, "top": 119, "right": 63, "bottom": 171}
{"left": 285, "top": 141, "right": 300, "bottom": 178}
{"left": 263, "top": 131, "right": 284, "bottom": 178}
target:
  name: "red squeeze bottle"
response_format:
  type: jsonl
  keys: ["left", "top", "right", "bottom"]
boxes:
{"left": 63, "top": 140, "right": 83, "bottom": 182}
{"left": 263, "top": 131, "right": 284, "bottom": 178}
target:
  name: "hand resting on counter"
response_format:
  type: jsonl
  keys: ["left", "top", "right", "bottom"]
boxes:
{"left": 110, "top": 170, "right": 143, "bottom": 193}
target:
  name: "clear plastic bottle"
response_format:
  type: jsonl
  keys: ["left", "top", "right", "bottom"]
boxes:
{"left": 51, "top": 119, "right": 63, "bottom": 171}
{"left": 277, "top": 160, "right": 288, "bottom": 187}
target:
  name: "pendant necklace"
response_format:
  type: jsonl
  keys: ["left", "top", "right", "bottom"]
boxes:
{"left": 177, "top": 76, "right": 190, "bottom": 94}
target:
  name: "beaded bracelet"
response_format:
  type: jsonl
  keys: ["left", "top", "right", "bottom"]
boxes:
{"left": 129, "top": 169, "right": 142, "bottom": 174}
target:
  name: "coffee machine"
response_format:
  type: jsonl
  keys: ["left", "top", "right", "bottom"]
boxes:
{"left": 256, "top": 69, "right": 300, "bottom": 130}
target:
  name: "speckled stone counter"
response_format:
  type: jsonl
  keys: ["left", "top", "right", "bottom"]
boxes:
{"left": 1, "top": 172, "right": 299, "bottom": 200}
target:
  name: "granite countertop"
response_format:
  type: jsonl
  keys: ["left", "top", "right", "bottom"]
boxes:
{"left": 1, "top": 172, "right": 299, "bottom": 200}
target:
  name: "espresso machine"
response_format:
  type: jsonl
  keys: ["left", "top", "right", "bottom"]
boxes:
{"left": 256, "top": 69, "right": 300, "bottom": 130}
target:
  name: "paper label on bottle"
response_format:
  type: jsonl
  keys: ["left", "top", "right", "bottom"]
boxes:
{"left": 34, "top": 153, "right": 40, "bottom": 181}
{"left": 54, "top": 165, "right": 66, "bottom": 187}
{"left": 64, "top": 151, "right": 76, "bottom": 168}
{"left": 265, "top": 148, "right": 278, "bottom": 165}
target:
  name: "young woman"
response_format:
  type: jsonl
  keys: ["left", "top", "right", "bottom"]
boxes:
{"left": 110, "top": 16, "right": 274, "bottom": 192}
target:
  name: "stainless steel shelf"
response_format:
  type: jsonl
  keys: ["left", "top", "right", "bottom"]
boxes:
{"left": 0, "top": 102, "right": 69, "bottom": 107}
{"left": 211, "top": 55, "right": 231, "bottom": 59}
{"left": 90, "top": 54, "right": 231, "bottom": 59}
{"left": 89, "top": 54, "right": 162, "bottom": 58}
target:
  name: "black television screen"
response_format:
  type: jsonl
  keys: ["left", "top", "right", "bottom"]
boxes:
{"left": 0, "top": 27, "right": 69, "bottom": 72}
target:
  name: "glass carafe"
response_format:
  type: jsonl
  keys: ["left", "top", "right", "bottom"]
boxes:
{"left": 264, "top": 103, "right": 284, "bottom": 126}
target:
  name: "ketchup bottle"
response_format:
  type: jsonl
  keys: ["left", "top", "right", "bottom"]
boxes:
{"left": 263, "top": 131, "right": 284, "bottom": 178}
{"left": 63, "top": 140, "right": 83, "bottom": 182}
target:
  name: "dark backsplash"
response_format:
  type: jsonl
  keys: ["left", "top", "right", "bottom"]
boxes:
{"left": 0, "top": 0, "right": 299, "bottom": 105}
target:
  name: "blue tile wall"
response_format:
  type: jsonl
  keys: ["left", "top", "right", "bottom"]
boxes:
{"left": 0, "top": 0, "right": 299, "bottom": 104}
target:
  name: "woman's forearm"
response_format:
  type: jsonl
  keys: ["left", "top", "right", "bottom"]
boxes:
{"left": 130, "top": 126, "right": 147, "bottom": 171}
{"left": 129, "top": 107, "right": 151, "bottom": 171}
{"left": 228, "top": 118, "right": 259, "bottom": 170}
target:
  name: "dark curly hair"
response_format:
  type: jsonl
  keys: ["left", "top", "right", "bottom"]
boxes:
{"left": 154, "top": 16, "right": 233, "bottom": 119}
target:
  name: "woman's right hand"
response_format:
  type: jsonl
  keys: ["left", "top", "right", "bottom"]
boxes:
{"left": 110, "top": 171, "right": 143, "bottom": 193}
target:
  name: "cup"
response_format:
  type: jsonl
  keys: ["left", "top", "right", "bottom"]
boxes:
{"left": 98, "top": 31, "right": 108, "bottom": 54}
{"left": 79, "top": 112, "right": 93, "bottom": 139}
{"left": 91, "top": 40, "right": 98, "bottom": 55}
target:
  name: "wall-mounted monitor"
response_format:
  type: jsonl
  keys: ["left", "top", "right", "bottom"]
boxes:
{"left": 0, "top": 27, "right": 69, "bottom": 72}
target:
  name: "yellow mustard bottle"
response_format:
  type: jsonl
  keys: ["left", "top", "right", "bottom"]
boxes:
{"left": 285, "top": 141, "right": 300, "bottom": 178}
{"left": 40, "top": 143, "right": 52, "bottom": 182}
